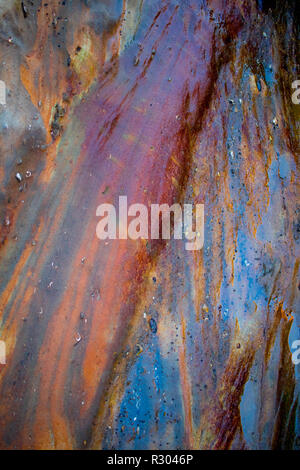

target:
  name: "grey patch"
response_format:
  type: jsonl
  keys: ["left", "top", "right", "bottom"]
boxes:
{"left": 279, "top": 155, "right": 291, "bottom": 180}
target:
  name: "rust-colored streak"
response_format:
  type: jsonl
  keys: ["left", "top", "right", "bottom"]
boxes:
{"left": 0, "top": 0, "right": 299, "bottom": 450}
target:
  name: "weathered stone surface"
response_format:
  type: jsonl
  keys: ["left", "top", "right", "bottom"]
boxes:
{"left": 0, "top": 0, "right": 299, "bottom": 449}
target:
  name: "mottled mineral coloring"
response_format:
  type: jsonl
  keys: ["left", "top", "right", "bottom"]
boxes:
{"left": 0, "top": 0, "right": 299, "bottom": 450}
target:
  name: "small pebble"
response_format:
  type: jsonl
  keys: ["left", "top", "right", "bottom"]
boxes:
{"left": 149, "top": 318, "right": 157, "bottom": 333}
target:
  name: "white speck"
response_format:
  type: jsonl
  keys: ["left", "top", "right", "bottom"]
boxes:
{"left": 75, "top": 333, "right": 82, "bottom": 343}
